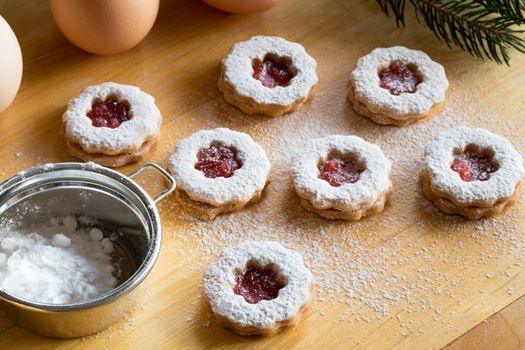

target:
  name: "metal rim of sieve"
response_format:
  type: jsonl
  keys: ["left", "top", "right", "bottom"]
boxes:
{"left": 0, "top": 162, "right": 175, "bottom": 313}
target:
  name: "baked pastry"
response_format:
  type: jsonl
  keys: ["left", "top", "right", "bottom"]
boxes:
{"left": 203, "top": 240, "right": 313, "bottom": 336}
{"left": 168, "top": 128, "right": 270, "bottom": 221}
{"left": 218, "top": 35, "right": 318, "bottom": 117}
{"left": 60, "top": 82, "right": 162, "bottom": 167}
{"left": 421, "top": 126, "right": 524, "bottom": 219}
{"left": 348, "top": 46, "right": 448, "bottom": 126}
{"left": 292, "top": 135, "right": 393, "bottom": 220}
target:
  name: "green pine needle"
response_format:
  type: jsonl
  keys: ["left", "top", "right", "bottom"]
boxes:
{"left": 376, "top": 0, "right": 525, "bottom": 64}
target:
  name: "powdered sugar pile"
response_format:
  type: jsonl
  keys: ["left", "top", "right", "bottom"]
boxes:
{"left": 0, "top": 216, "right": 117, "bottom": 304}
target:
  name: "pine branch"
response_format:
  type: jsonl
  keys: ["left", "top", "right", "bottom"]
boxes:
{"left": 376, "top": 0, "right": 525, "bottom": 64}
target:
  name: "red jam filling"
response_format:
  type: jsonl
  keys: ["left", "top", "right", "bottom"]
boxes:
{"left": 379, "top": 60, "right": 421, "bottom": 95}
{"left": 451, "top": 152, "right": 497, "bottom": 182}
{"left": 252, "top": 58, "right": 294, "bottom": 88}
{"left": 195, "top": 144, "right": 241, "bottom": 178}
{"left": 318, "top": 156, "right": 363, "bottom": 187}
{"left": 233, "top": 267, "right": 285, "bottom": 304}
{"left": 87, "top": 98, "right": 131, "bottom": 128}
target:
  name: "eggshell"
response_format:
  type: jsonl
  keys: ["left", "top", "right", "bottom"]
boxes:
{"left": 0, "top": 16, "right": 23, "bottom": 113}
{"left": 49, "top": 0, "right": 159, "bottom": 55}
{"left": 202, "top": 0, "right": 281, "bottom": 14}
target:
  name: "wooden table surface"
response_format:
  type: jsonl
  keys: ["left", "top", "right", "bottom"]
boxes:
{"left": 0, "top": 0, "right": 524, "bottom": 349}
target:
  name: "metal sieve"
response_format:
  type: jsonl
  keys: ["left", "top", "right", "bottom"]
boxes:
{"left": 0, "top": 162, "right": 175, "bottom": 338}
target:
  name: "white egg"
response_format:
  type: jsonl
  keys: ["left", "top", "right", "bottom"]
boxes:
{"left": 0, "top": 16, "right": 23, "bottom": 113}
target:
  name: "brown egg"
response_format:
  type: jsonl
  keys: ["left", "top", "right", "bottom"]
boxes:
{"left": 49, "top": 0, "right": 159, "bottom": 55}
{"left": 0, "top": 16, "right": 23, "bottom": 113}
{"left": 202, "top": 0, "right": 281, "bottom": 14}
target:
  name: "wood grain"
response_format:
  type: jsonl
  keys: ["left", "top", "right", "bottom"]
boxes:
{"left": 445, "top": 294, "right": 525, "bottom": 350}
{"left": 0, "top": 0, "right": 524, "bottom": 349}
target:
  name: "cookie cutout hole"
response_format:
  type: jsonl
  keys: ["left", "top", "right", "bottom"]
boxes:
{"left": 451, "top": 144, "right": 499, "bottom": 182}
{"left": 233, "top": 260, "right": 287, "bottom": 304}
{"left": 252, "top": 53, "right": 297, "bottom": 88}
{"left": 195, "top": 142, "right": 243, "bottom": 179}
{"left": 87, "top": 95, "right": 132, "bottom": 129}
{"left": 318, "top": 150, "right": 366, "bottom": 187}
{"left": 378, "top": 61, "right": 422, "bottom": 96}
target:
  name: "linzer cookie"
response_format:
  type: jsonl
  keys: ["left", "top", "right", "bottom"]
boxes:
{"left": 292, "top": 135, "right": 393, "bottom": 220}
{"left": 203, "top": 241, "right": 313, "bottom": 336}
{"left": 168, "top": 128, "right": 270, "bottom": 221}
{"left": 60, "top": 82, "right": 162, "bottom": 167}
{"left": 219, "top": 36, "right": 318, "bottom": 117}
{"left": 348, "top": 46, "right": 448, "bottom": 126}
{"left": 421, "top": 126, "right": 524, "bottom": 219}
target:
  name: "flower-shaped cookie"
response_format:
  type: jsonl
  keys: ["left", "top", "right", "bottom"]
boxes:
{"left": 219, "top": 36, "right": 318, "bottom": 117}
{"left": 61, "top": 82, "right": 162, "bottom": 167}
{"left": 293, "top": 135, "right": 393, "bottom": 220}
{"left": 348, "top": 46, "right": 448, "bottom": 126}
{"left": 168, "top": 128, "right": 270, "bottom": 221}
{"left": 204, "top": 241, "right": 312, "bottom": 336}
{"left": 422, "top": 126, "right": 524, "bottom": 219}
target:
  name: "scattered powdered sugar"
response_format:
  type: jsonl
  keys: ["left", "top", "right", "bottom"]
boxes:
{"left": 351, "top": 46, "right": 448, "bottom": 117}
{"left": 203, "top": 241, "right": 312, "bottom": 329}
{"left": 158, "top": 64, "right": 525, "bottom": 335}
{"left": 424, "top": 125, "right": 524, "bottom": 203}
{"left": 0, "top": 216, "right": 117, "bottom": 304}
{"left": 222, "top": 36, "right": 318, "bottom": 106}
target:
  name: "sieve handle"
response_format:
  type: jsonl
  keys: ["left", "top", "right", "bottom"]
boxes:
{"left": 128, "top": 163, "right": 176, "bottom": 203}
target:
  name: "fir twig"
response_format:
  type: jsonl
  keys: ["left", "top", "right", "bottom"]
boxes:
{"left": 376, "top": 0, "right": 525, "bottom": 64}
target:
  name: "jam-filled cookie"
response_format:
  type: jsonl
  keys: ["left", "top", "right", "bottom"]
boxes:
{"left": 60, "top": 82, "right": 162, "bottom": 167}
{"left": 293, "top": 135, "right": 393, "bottom": 220}
{"left": 219, "top": 35, "right": 318, "bottom": 117}
{"left": 168, "top": 128, "right": 270, "bottom": 221}
{"left": 422, "top": 126, "right": 524, "bottom": 219}
{"left": 348, "top": 46, "right": 448, "bottom": 126}
{"left": 203, "top": 240, "right": 313, "bottom": 336}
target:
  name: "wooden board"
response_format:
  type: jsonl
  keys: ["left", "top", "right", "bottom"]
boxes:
{"left": 0, "top": 0, "right": 524, "bottom": 349}
{"left": 446, "top": 294, "right": 525, "bottom": 350}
